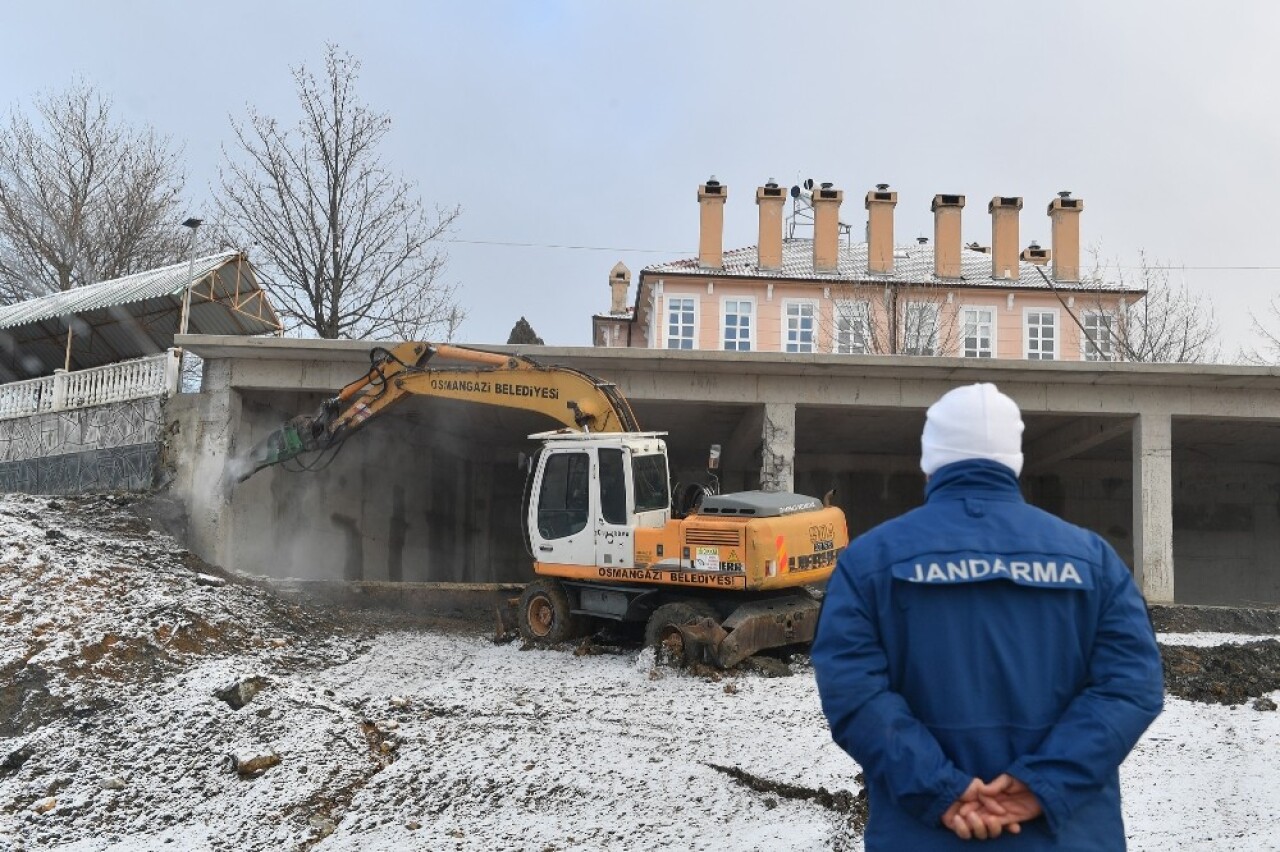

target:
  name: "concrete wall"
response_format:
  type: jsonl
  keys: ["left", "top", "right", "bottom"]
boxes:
{"left": 171, "top": 336, "right": 1280, "bottom": 606}
{"left": 167, "top": 380, "right": 533, "bottom": 584}
{"left": 0, "top": 397, "right": 165, "bottom": 494}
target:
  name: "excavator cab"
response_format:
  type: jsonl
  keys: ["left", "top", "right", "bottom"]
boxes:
{"left": 523, "top": 431, "right": 671, "bottom": 571}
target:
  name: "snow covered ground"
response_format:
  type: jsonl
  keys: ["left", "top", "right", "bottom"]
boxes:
{"left": 1, "top": 493, "right": 1279, "bottom": 851}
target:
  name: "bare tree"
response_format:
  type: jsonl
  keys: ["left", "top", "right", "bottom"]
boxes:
{"left": 0, "top": 80, "right": 188, "bottom": 301}
{"left": 217, "top": 45, "right": 463, "bottom": 340}
{"left": 1242, "top": 299, "right": 1280, "bottom": 364}
{"left": 1077, "top": 250, "right": 1219, "bottom": 363}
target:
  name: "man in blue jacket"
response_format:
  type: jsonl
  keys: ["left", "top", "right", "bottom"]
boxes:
{"left": 812, "top": 383, "right": 1164, "bottom": 848}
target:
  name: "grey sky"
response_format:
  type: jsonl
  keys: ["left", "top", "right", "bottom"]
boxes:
{"left": 4, "top": 1, "right": 1279, "bottom": 355}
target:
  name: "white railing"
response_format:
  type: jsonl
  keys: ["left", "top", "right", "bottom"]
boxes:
{"left": 0, "top": 349, "right": 181, "bottom": 421}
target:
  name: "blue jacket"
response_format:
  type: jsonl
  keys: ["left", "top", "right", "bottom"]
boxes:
{"left": 812, "top": 459, "right": 1164, "bottom": 850}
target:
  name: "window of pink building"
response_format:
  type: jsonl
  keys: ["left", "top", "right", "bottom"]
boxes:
{"left": 1025, "top": 309, "right": 1058, "bottom": 360}
{"left": 666, "top": 296, "right": 696, "bottom": 350}
{"left": 784, "top": 300, "right": 817, "bottom": 353}
{"left": 722, "top": 298, "right": 754, "bottom": 351}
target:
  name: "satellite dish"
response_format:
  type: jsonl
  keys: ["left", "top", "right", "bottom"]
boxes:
{"left": 790, "top": 185, "right": 801, "bottom": 198}
{"left": 803, "top": 178, "right": 815, "bottom": 190}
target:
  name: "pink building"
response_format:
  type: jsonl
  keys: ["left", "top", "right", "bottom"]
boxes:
{"left": 593, "top": 181, "right": 1144, "bottom": 361}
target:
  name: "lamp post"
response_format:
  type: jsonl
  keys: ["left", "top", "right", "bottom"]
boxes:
{"left": 179, "top": 218, "right": 203, "bottom": 337}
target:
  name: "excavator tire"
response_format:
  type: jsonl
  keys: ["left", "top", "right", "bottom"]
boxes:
{"left": 517, "top": 579, "right": 585, "bottom": 644}
{"left": 645, "top": 600, "right": 718, "bottom": 664}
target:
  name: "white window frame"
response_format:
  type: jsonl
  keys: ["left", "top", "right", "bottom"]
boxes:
{"left": 961, "top": 305, "right": 998, "bottom": 359}
{"left": 1081, "top": 310, "right": 1117, "bottom": 362}
{"left": 902, "top": 301, "right": 940, "bottom": 356}
{"left": 664, "top": 294, "right": 698, "bottom": 350}
{"left": 833, "top": 300, "right": 872, "bottom": 354}
{"left": 721, "top": 296, "right": 756, "bottom": 352}
{"left": 782, "top": 298, "right": 819, "bottom": 354}
{"left": 1024, "top": 307, "right": 1059, "bottom": 360}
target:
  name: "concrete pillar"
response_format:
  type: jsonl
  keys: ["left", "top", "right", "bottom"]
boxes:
{"left": 51, "top": 369, "right": 68, "bottom": 411}
{"left": 1133, "top": 412, "right": 1174, "bottom": 602}
{"left": 760, "top": 402, "right": 795, "bottom": 493}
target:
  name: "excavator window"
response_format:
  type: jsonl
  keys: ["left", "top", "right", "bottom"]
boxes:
{"left": 537, "top": 451, "right": 590, "bottom": 539}
{"left": 599, "top": 448, "right": 628, "bottom": 525}
{"left": 632, "top": 454, "right": 670, "bottom": 513}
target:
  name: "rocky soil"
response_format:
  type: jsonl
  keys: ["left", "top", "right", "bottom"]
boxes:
{"left": 0, "top": 493, "right": 1278, "bottom": 851}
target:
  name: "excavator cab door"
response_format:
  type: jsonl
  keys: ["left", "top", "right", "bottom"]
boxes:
{"left": 595, "top": 447, "right": 633, "bottom": 569}
{"left": 528, "top": 449, "right": 596, "bottom": 567}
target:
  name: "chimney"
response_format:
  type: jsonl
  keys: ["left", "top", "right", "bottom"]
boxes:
{"left": 865, "top": 183, "right": 897, "bottom": 274}
{"left": 609, "top": 261, "right": 631, "bottom": 314}
{"left": 756, "top": 178, "right": 786, "bottom": 270}
{"left": 1048, "top": 191, "right": 1084, "bottom": 281}
{"left": 697, "top": 176, "right": 727, "bottom": 269}
{"left": 931, "top": 194, "right": 965, "bottom": 279}
{"left": 1020, "top": 241, "right": 1051, "bottom": 266}
{"left": 988, "top": 196, "right": 1022, "bottom": 280}
{"left": 811, "top": 182, "right": 843, "bottom": 273}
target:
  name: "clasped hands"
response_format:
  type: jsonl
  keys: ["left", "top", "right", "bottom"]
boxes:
{"left": 940, "top": 774, "right": 1043, "bottom": 840}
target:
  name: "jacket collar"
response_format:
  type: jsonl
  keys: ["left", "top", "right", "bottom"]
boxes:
{"left": 925, "top": 458, "right": 1024, "bottom": 502}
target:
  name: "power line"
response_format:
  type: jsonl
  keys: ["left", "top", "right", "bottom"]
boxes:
{"left": 443, "top": 237, "right": 1280, "bottom": 271}
{"left": 441, "top": 238, "right": 692, "bottom": 255}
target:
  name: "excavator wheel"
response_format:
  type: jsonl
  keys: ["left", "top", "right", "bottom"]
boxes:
{"left": 517, "top": 579, "right": 585, "bottom": 644}
{"left": 644, "top": 600, "right": 718, "bottom": 664}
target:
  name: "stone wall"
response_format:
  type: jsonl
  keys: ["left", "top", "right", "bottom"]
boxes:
{"left": 0, "top": 397, "right": 166, "bottom": 494}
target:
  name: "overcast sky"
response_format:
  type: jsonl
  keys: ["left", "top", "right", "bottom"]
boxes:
{"left": 4, "top": 1, "right": 1280, "bottom": 357}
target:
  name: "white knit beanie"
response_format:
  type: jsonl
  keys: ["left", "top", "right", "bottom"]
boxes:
{"left": 920, "top": 383, "right": 1024, "bottom": 477}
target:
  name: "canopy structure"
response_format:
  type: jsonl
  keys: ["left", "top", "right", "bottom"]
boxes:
{"left": 0, "top": 252, "right": 281, "bottom": 381}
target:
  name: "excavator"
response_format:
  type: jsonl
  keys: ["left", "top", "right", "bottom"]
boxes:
{"left": 238, "top": 341, "right": 848, "bottom": 668}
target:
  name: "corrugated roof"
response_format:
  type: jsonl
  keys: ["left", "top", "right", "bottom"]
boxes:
{"left": 643, "top": 239, "right": 1144, "bottom": 293}
{"left": 0, "top": 253, "right": 281, "bottom": 381}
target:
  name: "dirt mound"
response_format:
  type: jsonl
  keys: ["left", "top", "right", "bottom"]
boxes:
{"left": 0, "top": 493, "right": 343, "bottom": 738}
{"left": 1150, "top": 604, "right": 1280, "bottom": 635}
{"left": 1161, "top": 640, "right": 1280, "bottom": 706}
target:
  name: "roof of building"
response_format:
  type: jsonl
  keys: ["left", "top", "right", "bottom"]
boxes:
{"left": 0, "top": 252, "right": 281, "bottom": 380}
{"left": 642, "top": 239, "right": 1144, "bottom": 293}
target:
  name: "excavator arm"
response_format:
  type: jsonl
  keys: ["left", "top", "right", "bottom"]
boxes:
{"left": 237, "top": 341, "right": 640, "bottom": 482}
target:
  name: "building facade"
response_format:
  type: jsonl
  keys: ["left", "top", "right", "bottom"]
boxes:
{"left": 594, "top": 181, "right": 1144, "bottom": 361}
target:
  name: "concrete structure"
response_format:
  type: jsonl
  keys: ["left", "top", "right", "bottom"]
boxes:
{"left": 175, "top": 335, "right": 1280, "bottom": 608}
{"left": 593, "top": 180, "right": 1141, "bottom": 362}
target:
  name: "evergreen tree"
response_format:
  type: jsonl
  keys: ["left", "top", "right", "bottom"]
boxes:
{"left": 507, "top": 317, "right": 544, "bottom": 345}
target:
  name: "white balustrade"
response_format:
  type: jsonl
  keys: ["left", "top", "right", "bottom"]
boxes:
{"left": 0, "top": 350, "right": 181, "bottom": 421}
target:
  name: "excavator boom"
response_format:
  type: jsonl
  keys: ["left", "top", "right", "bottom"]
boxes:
{"left": 239, "top": 341, "right": 639, "bottom": 482}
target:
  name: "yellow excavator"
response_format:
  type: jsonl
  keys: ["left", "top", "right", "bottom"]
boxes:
{"left": 240, "top": 341, "right": 848, "bottom": 667}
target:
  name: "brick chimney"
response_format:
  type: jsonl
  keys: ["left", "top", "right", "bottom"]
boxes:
{"left": 697, "top": 177, "right": 727, "bottom": 269}
{"left": 1048, "top": 191, "right": 1084, "bottom": 281}
{"left": 756, "top": 178, "right": 786, "bottom": 271}
{"left": 931, "top": 194, "right": 965, "bottom": 279}
{"left": 812, "top": 182, "right": 843, "bottom": 273}
{"left": 865, "top": 184, "right": 897, "bottom": 274}
{"left": 1020, "top": 241, "right": 1050, "bottom": 266}
{"left": 609, "top": 261, "right": 631, "bottom": 314}
{"left": 988, "top": 196, "right": 1022, "bottom": 280}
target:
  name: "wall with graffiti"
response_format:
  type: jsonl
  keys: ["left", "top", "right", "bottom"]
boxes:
{"left": 0, "top": 398, "right": 165, "bottom": 494}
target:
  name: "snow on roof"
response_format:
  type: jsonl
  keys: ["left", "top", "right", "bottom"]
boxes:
{"left": 644, "top": 239, "right": 1144, "bottom": 293}
{"left": 0, "top": 252, "right": 281, "bottom": 380}
{"left": 0, "top": 252, "right": 242, "bottom": 330}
